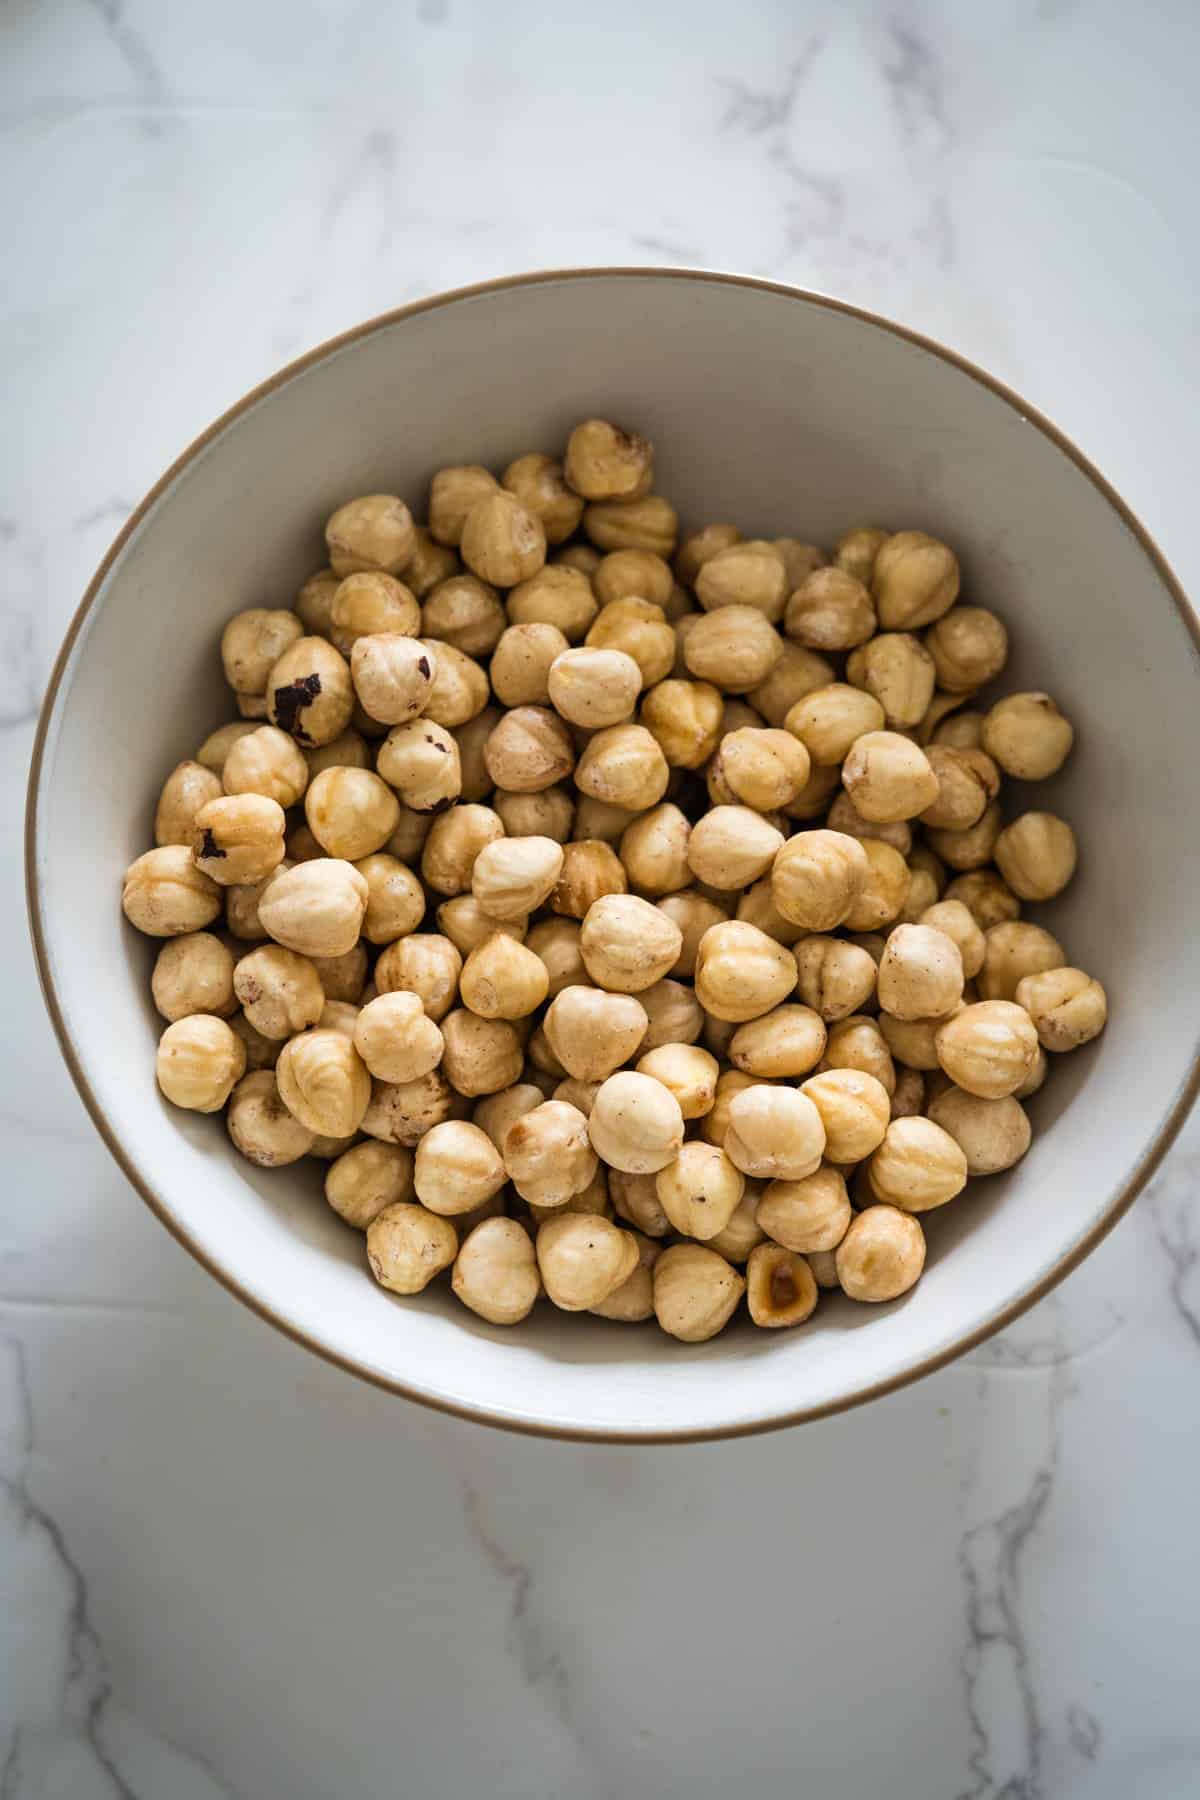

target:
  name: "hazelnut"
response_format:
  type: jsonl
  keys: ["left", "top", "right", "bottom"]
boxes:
{"left": 656, "top": 1141, "right": 745, "bottom": 1239}
{"left": 994, "top": 812, "right": 1078, "bottom": 901}
{"left": 413, "top": 1120, "right": 507, "bottom": 1216}
{"left": 325, "top": 494, "right": 415, "bottom": 577}
{"left": 537, "top": 1214, "right": 638, "bottom": 1311}
{"left": 920, "top": 899, "right": 986, "bottom": 982}
{"left": 152, "top": 932, "right": 236, "bottom": 1022}
{"left": 800, "top": 1068, "right": 890, "bottom": 1162}
{"left": 429, "top": 466, "right": 501, "bottom": 547}
{"left": 544, "top": 986, "right": 647, "bottom": 1081}
{"left": 981, "top": 692, "right": 1074, "bottom": 780}
{"left": 452, "top": 1217, "right": 541, "bottom": 1325}
{"left": 925, "top": 801, "right": 1003, "bottom": 873}
{"left": 636, "top": 1043, "right": 717, "bottom": 1120}
{"left": 708, "top": 728, "right": 810, "bottom": 812}
{"left": 422, "top": 575, "right": 506, "bottom": 656}
{"left": 637, "top": 979, "right": 703, "bottom": 1051}
{"left": 943, "top": 869, "right": 1021, "bottom": 931}
{"left": 508, "top": 565, "right": 598, "bottom": 642}
{"left": 326, "top": 1140, "right": 415, "bottom": 1229}
{"left": 877, "top": 922, "right": 965, "bottom": 1020}
{"left": 473, "top": 1082, "right": 545, "bottom": 1151}
{"left": 819, "top": 1013, "right": 896, "bottom": 1093}
{"left": 303, "top": 767, "right": 398, "bottom": 861}
{"left": 231, "top": 944, "right": 323, "bottom": 1040}
{"left": 724, "top": 1084, "right": 825, "bottom": 1181}
{"left": 1015, "top": 1047, "right": 1048, "bottom": 1100}
{"left": 640, "top": 678, "right": 724, "bottom": 768}
{"left": 330, "top": 571, "right": 420, "bottom": 657}
{"left": 782, "top": 760, "right": 843, "bottom": 822}
{"left": 472, "top": 835, "right": 564, "bottom": 920}
{"left": 589, "top": 1071, "right": 684, "bottom": 1174}
{"left": 757, "top": 1165, "right": 850, "bottom": 1254}
{"left": 890, "top": 1067, "right": 926, "bottom": 1117}
{"left": 745, "top": 1243, "right": 818, "bottom": 1329}
{"left": 836, "top": 1205, "right": 926, "bottom": 1301}
{"left": 192, "top": 793, "right": 286, "bottom": 886}
{"left": 493, "top": 786, "right": 574, "bottom": 843}
{"left": 502, "top": 453, "right": 584, "bottom": 544}
{"left": 461, "top": 934, "right": 550, "bottom": 1021}
{"left": 122, "top": 845, "right": 224, "bottom": 938}
{"left": 440, "top": 1010, "right": 523, "bottom": 1097}
{"left": 871, "top": 530, "right": 959, "bottom": 630}
{"left": 593, "top": 548, "right": 674, "bottom": 608}
{"left": 589, "top": 1232, "right": 661, "bottom": 1322}
{"left": 548, "top": 647, "right": 641, "bottom": 728}
{"left": 226, "top": 1070, "right": 315, "bottom": 1166}
{"left": 350, "top": 634, "right": 436, "bottom": 725}
{"left": 1015, "top": 967, "right": 1107, "bottom": 1052}
{"left": 735, "top": 876, "right": 809, "bottom": 947}
{"left": 868, "top": 1115, "right": 967, "bottom": 1211}
{"left": 404, "top": 529, "right": 460, "bottom": 599}
{"left": 729, "top": 1004, "right": 827, "bottom": 1079}
{"left": 417, "top": 639, "right": 487, "bottom": 730}
{"left": 977, "top": 920, "right": 1065, "bottom": 1003}
{"left": 366, "top": 1202, "right": 458, "bottom": 1293}
{"left": 258, "top": 859, "right": 368, "bottom": 958}
{"left": 374, "top": 932, "right": 462, "bottom": 1020}
{"left": 355, "top": 849, "right": 427, "bottom": 942}
{"left": 155, "top": 1014, "right": 246, "bottom": 1113}
{"left": 483, "top": 705, "right": 575, "bottom": 792}
{"left": 695, "top": 919, "right": 797, "bottom": 1022}
{"left": 688, "top": 806, "right": 784, "bottom": 890}
{"left": 918, "top": 747, "right": 999, "bottom": 832}
{"left": 609, "top": 1169, "right": 671, "bottom": 1238}
{"left": 675, "top": 522, "right": 741, "bottom": 587}
{"left": 524, "top": 918, "right": 586, "bottom": 997}
{"left": 684, "top": 606, "right": 783, "bottom": 693}
{"left": 565, "top": 419, "right": 653, "bottom": 502}
{"left": 584, "top": 494, "right": 677, "bottom": 557}
{"left": 656, "top": 890, "right": 729, "bottom": 978}
{"left": 927, "top": 1087, "right": 1031, "bottom": 1176}
{"left": 771, "top": 829, "right": 868, "bottom": 930}
{"left": 267, "top": 636, "right": 354, "bottom": 748}
{"left": 354, "top": 992, "right": 445, "bottom": 1084}
{"left": 878, "top": 1010, "right": 954, "bottom": 1073}
{"left": 580, "top": 893, "right": 683, "bottom": 993}
{"left": 793, "top": 936, "right": 878, "bottom": 1022}
{"left": 833, "top": 526, "right": 888, "bottom": 584}
{"left": 924, "top": 606, "right": 1008, "bottom": 692}
{"left": 653, "top": 1244, "right": 745, "bottom": 1342}
{"left": 933, "top": 709, "right": 985, "bottom": 751}
{"left": 386, "top": 804, "right": 435, "bottom": 862}
{"left": 824, "top": 793, "right": 912, "bottom": 856}
{"left": 361, "top": 1069, "right": 454, "bottom": 1146}
{"left": 550, "top": 839, "right": 627, "bottom": 918}
{"left": 377, "top": 718, "right": 463, "bottom": 813}
{"left": 935, "top": 1000, "right": 1039, "bottom": 1098}
{"left": 460, "top": 492, "right": 546, "bottom": 587}
{"left": 846, "top": 632, "right": 936, "bottom": 729}
{"left": 750, "top": 642, "right": 835, "bottom": 727}
{"left": 619, "top": 804, "right": 691, "bottom": 897}
{"left": 504, "top": 1099, "right": 598, "bottom": 1208}
{"left": 294, "top": 567, "right": 341, "bottom": 636}
{"left": 194, "top": 721, "right": 257, "bottom": 776}
{"left": 841, "top": 732, "right": 939, "bottom": 824}
{"left": 221, "top": 726, "right": 309, "bottom": 809}
{"left": 220, "top": 608, "right": 305, "bottom": 696}
{"left": 785, "top": 567, "right": 876, "bottom": 650}
{"left": 586, "top": 596, "right": 675, "bottom": 688}
{"left": 695, "top": 541, "right": 788, "bottom": 620}
{"left": 154, "top": 759, "right": 224, "bottom": 846}
{"left": 276, "top": 1029, "right": 371, "bottom": 1138}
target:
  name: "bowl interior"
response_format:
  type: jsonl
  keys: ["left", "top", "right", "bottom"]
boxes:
{"left": 30, "top": 271, "right": 1200, "bottom": 1439}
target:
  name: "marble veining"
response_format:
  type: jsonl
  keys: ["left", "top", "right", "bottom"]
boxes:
{"left": 5, "top": 0, "right": 1200, "bottom": 1794}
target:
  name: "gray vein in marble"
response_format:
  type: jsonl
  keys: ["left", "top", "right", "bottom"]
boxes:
{"left": 716, "top": 39, "right": 823, "bottom": 136}
{"left": 74, "top": 499, "right": 135, "bottom": 534}
{"left": 86, "top": 0, "right": 169, "bottom": 121}
{"left": 1067, "top": 1702, "right": 1101, "bottom": 1761}
{"left": 272, "top": 127, "right": 399, "bottom": 359}
{"left": 880, "top": 11, "right": 953, "bottom": 152}
{"left": 0, "top": 521, "right": 42, "bottom": 729}
{"left": 964, "top": 1300, "right": 1124, "bottom": 1368}
{"left": 1147, "top": 1155, "right": 1200, "bottom": 1347}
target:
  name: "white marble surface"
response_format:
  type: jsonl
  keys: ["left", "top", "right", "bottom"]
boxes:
{"left": 5, "top": 1, "right": 1200, "bottom": 1794}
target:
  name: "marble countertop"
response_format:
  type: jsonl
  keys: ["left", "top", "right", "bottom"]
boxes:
{"left": 5, "top": 2, "right": 1200, "bottom": 1794}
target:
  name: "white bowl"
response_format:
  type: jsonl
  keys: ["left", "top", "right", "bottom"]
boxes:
{"left": 27, "top": 269, "right": 1200, "bottom": 1441}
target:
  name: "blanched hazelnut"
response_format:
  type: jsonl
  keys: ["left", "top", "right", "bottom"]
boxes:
{"left": 640, "top": 678, "right": 724, "bottom": 768}
{"left": 889, "top": 1067, "right": 926, "bottom": 1117}
{"left": 841, "top": 732, "right": 939, "bottom": 824}
{"left": 366, "top": 1202, "right": 457, "bottom": 1293}
{"left": 276, "top": 1029, "right": 371, "bottom": 1138}
{"left": 919, "top": 746, "right": 999, "bottom": 832}
{"left": 703, "top": 1188, "right": 767, "bottom": 1264}
{"left": 800, "top": 1068, "right": 890, "bottom": 1162}
{"left": 637, "top": 979, "right": 703, "bottom": 1051}
{"left": 994, "top": 812, "right": 1077, "bottom": 901}
{"left": 461, "top": 934, "right": 549, "bottom": 1021}
{"left": 609, "top": 1169, "right": 671, "bottom": 1238}
{"left": 192, "top": 794, "right": 286, "bottom": 886}
{"left": 508, "top": 565, "right": 598, "bottom": 641}
{"left": 750, "top": 642, "right": 835, "bottom": 727}
{"left": 221, "top": 726, "right": 309, "bottom": 809}
{"left": 656, "top": 1141, "right": 745, "bottom": 1239}
{"left": 295, "top": 567, "right": 341, "bottom": 636}
{"left": 518, "top": 918, "right": 582, "bottom": 999}
{"left": 440, "top": 1010, "right": 523, "bottom": 1097}
{"left": 156, "top": 1014, "right": 245, "bottom": 1112}
{"left": 413, "top": 1120, "right": 506, "bottom": 1216}
{"left": 483, "top": 705, "right": 575, "bottom": 792}
{"left": 326, "top": 494, "right": 415, "bottom": 578}
{"left": 944, "top": 869, "right": 1021, "bottom": 931}
{"left": 653, "top": 1244, "right": 745, "bottom": 1341}
{"left": 836, "top": 1205, "right": 925, "bottom": 1301}
{"left": 354, "top": 991, "right": 445, "bottom": 1084}
{"left": 982, "top": 692, "right": 1074, "bottom": 780}
{"left": 377, "top": 718, "right": 463, "bottom": 813}
{"left": 684, "top": 605, "right": 783, "bottom": 693}
{"left": 221, "top": 863, "right": 284, "bottom": 943}
{"left": 584, "top": 494, "right": 677, "bottom": 557}
{"left": 474, "top": 1082, "right": 544, "bottom": 1151}
{"left": 708, "top": 728, "right": 810, "bottom": 813}
{"left": 362, "top": 1069, "right": 454, "bottom": 1145}
{"left": 656, "top": 890, "right": 728, "bottom": 978}
{"left": 636, "top": 1043, "right": 718, "bottom": 1119}
{"left": 695, "top": 541, "right": 787, "bottom": 620}
{"left": 412, "top": 639, "right": 485, "bottom": 730}
{"left": 326, "top": 1140, "right": 414, "bottom": 1229}
{"left": 552, "top": 1078, "right": 602, "bottom": 1117}
{"left": 872, "top": 531, "right": 959, "bottom": 630}
{"left": 460, "top": 492, "right": 546, "bottom": 587}
{"left": 585, "top": 597, "right": 674, "bottom": 688}
{"left": 593, "top": 548, "right": 674, "bottom": 608}
{"left": 579, "top": 892, "right": 683, "bottom": 994}
{"left": 745, "top": 1243, "right": 818, "bottom": 1328}
{"left": 735, "top": 877, "right": 808, "bottom": 947}
{"left": 544, "top": 987, "right": 647, "bottom": 1081}
{"left": 422, "top": 574, "right": 506, "bottom": 656}
{"left": 846, "top": 632, "right": 936, "bottom": 729}
{"left": 565, "top": 419, "right": 653, "bottom": 502}
{"left": 303, "top": 767, "right": 398, "bottom": 861}
{"left": 933, "top": 709, "right": 985, "bottom": 751}
{"left": 404, "top": 529, "right": 460, "bottom": 599}
{"left": 877, "top": 923, "right": 964, "bottom": 1020}
{"left": 771, "top": 829, "right": 867, "bottom": 930}
{"left": 824, "top": 793, "right": 912, "bottom": 856}
{"left": 819, "top": 1014, "right": 896, "bottom": 1093}
{"left": 350, "top": 635, "right": 436, "bottom": 725}
{"left": 687, "top": 806, "right": 784, "bottom": 890}
{"left": 548, "top": 647, "right": 641, "bottom": 729}
{"left": 614, "top": 804, "right": 688, "bottom": 898}
{"left": 832, "top": 526, "right": 887, "bottom": 584}
{"left": 977, "top": 920, "right": 1065, "bottom": 1003}
{"left": 429, "top": 466, "right": 500, "bottom": 547}
{"left": 221, "top": 608, "right": 305, "bottom": 696}
{"left": 267, "top": 636, "right": 354, "bottom": 748}
{"left": 416, "top": 805, "right": 500, "bottom": 898}
{"left": 868, "top": 1115, "right": 967, "bottom": 1211}
{"left": 675, "top": 522, "right": 741, "bottom": 587}
{"left": 472, "top": 835, "right": 563, "bottom": 921}
{"left": 232, "top": 944, "right": 323, "bottom": 1041}
{"left": 228, "top": 1011, "right": 280, "bottom": 1072}
{"left": 729, "top": 1005, "right": 826, "bottom": 1079}
{"left": 537, "top": 1213, "right": 638, "bottom": 1311}
{"left": 550, "top": 839, "right": 626, "bottom": 918}
{"left": 227, "top": 1070, "right": 315, "bottom": 1166}
{"left": 878, "top": 1009, "right": 954, "bottom": 1072}
{"left": 757, "top": 1165, "right": 850, "bottom": 1254}
{"left": 589, "top": 1071, "right": 684, "bottom": 1173}
{"left": 491, "top": 787, "right": 572, "bottom": 845}
{"left": 317, "top": 999, "right": 360, "bottom": 1040}
{"left": 725, "top": 1084, "right": 825, "bottom": 1181}
{"left": 501, "top": 452, "right": 584, "bottom": 544}
{"left": 330, "top": 571, "right": 420, "bottom": 657}
{"left": 1015, "top": 967, "right": 1107, "bottom": 1052}
{"left": 925, "top": 606, "right": 1008, "bottom": 692}
{"left": 152, "top": 932, "right": 236, "bottom": 1021}
{"left": 258, "top": 859, "right": 368, "bottom": 958}
{"left": 782, "top": 760, "right": 843, "bottom": 821}
{"left": 920, "top": 899, "right": 986, "bottom": 982}
{"left": 503, "top": 1100, "right": 598, "bottom": 1205}
{"left": 155, "top": 760, "right": 224, "bottom": 846}
{"left": 926, "top": 801, "right": 1003, "bottom": 873}
{"left": 374, "top": 933, "right": 462, "bottom": 1020}
{"left": 694, "top": 920, "right": 797, "bottom": 1022}
{"left": 935, "top": 1000, "right": 1039, "bottom": 1098}
{"left": 927, "top": 1087, "right": 1031, "bottom": 1176}
{"left": 452, "top": 1217, "right": 540, "bottom": 1325}
{"left": 793, "top": 936, "right": 877, "bottom": 1021}
{"left": 195, "top": 721, "right": 257, "bottom": 776}
{"left": 785, "top": 567, "right": 876, "bottom": 650}
{"left": 589, "top": 1231, "right": 661, "bottom": 1321}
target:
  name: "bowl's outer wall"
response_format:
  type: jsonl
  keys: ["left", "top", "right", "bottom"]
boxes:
{"left": 32, "top": 273, "right": 1200, "bottom": 1438}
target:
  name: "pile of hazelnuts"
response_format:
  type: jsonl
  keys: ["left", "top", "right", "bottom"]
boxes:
{"left": 122, "top": 416, "right": 1107, "bottom": 1342}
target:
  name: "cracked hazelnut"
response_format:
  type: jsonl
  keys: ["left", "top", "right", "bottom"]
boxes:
{"left": 746, "top": 1243, "right": 818, "bottom": 1328}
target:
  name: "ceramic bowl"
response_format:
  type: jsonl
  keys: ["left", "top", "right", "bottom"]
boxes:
{"left": 27, "top": 269, "right": 1200, "bottom": 1441}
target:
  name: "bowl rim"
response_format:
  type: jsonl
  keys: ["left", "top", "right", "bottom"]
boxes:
{"left": 24, "top": 265, "right": 1200, "bottom": 1444}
